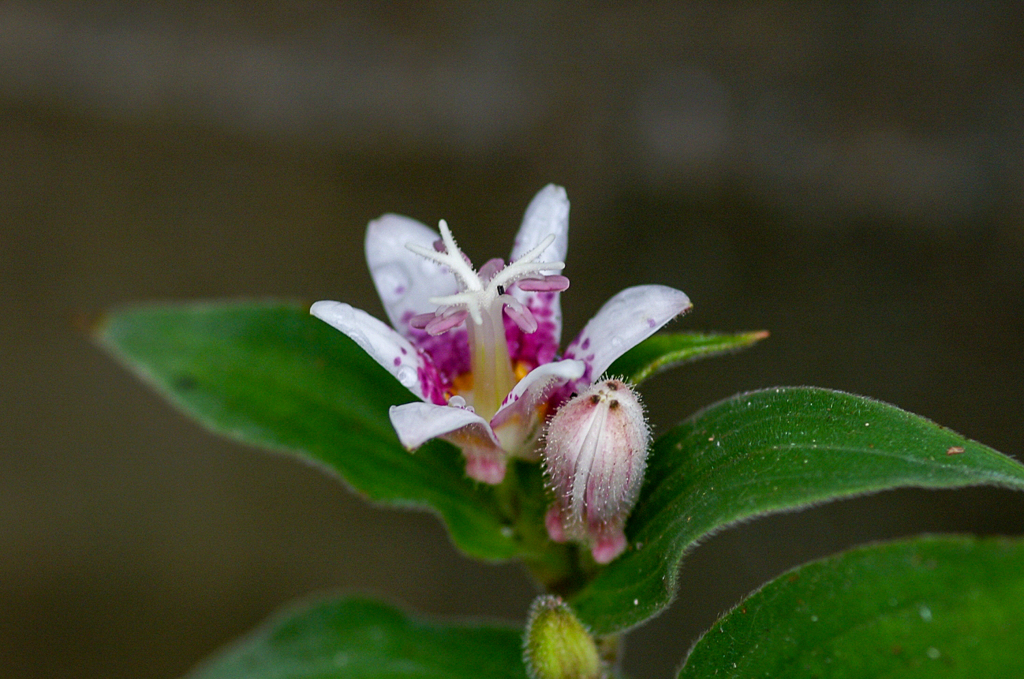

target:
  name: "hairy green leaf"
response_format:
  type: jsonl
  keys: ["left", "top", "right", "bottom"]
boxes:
{"left": 185, "top": 596, "right": 526, "bottom": 679}
{"left": 680, "top": 536, "right": 1024, "bottom": 678}
{"left": 570, "top": 388, "right": 1024, "bottom": 634}
{"left": 95, "top": 301, "right": 562, "bottom": 566}
{"left": 606, "top": 330, "right": 769, "bottom": 384}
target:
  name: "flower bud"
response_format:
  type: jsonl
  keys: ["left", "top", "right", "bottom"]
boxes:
{"left": 542, "top": 379, "right": 650, "bottom": 564}
{"left": 523, "top": 595, "right": 603, "bottom": 679}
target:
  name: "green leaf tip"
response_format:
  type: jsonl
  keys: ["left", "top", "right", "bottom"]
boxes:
{"left": 680, "top": 535, "right": 1024, "bottom": 678}
{"left": 569, "top": 387, "right": 1024, "bottom": 635}
{"left": 606, "top": 330, "right": 770, "bottom": 385}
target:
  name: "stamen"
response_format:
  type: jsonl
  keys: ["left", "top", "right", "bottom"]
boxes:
{"left": 517, "top": 275, "right": 570, "bottom": 293}
{"left": 424, "top": 310, "right": 469, "bottom": 335}
{"left": 429, "top": 290, "right": 486, "bottom": 325}
{"left": 503, "top": 297, "right": 539, "bottom": 333}
{"left": 408, "top": 312, "right": 436, "bottom": 329}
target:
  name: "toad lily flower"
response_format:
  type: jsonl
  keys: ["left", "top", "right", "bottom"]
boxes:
{"left": 311, "top": 185, "right": 691, "bottom": 485}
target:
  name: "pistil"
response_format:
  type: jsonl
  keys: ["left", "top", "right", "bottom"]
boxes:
{"left": 405, "top": 221, "right": 568, "bottom": 421}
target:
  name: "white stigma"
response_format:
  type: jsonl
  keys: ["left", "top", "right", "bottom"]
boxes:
{"left": 405, "top": 220, "right": 564, "bottom": 326}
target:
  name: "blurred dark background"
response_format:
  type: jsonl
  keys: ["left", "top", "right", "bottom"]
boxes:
{"left": 1, "top": 3, "right": 1022, "bottom": 678}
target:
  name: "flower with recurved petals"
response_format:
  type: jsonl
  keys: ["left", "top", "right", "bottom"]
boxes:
{"left": 311, "top": 185, "right": 691, "bottom": 485}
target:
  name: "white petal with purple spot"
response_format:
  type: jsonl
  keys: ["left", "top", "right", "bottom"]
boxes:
{"left": 310, "top": 301, "right": 430, "bottom": 401}
{"left": 365, "top": 214, "right": 458, "bottom": 338}
{"left": 497, "top": 359, "right": 586, "bottom": 417}
{"left": 566, "top": 285, "right": 692, "bottom": 382}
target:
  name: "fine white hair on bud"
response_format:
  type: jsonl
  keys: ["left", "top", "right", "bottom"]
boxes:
{"left": 523, "top": 595, "right": 603, "bottom": 679}
{"left": 541, "top": 378, "right": 650, "bottom": 564}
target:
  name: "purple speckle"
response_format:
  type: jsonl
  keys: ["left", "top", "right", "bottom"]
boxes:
{"left": 580, "top": 338, "right": 590, "bottom": 350}
{"left": 393, "top": 357, "right": 402, "bottom": 366}
{"left": 647, "top": 318, "right": 656, "bottom": 328}
{"left": 395, "top": 286, "right": 406, "bottom": 295}
{"left": 413, "top": 327, "right": 470, "bottom": 387}
{"left": 401, "top": 347, "right": 408, "bottom": 355}
{"left": 418, "top": 363, "right": 448, "bottom": 405}
{"left": 502, "top": 304, "right": 560, "bottom": 368}
{"left": 585, "top": 353, "right": 595, "bottom": 362}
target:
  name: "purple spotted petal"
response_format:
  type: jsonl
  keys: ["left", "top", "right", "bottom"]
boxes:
{"left": 485, "top": 359, "right": 586, "bottom": 462}
{"left": 504, "top": 302, "right": 560, "bottom": 369}
{"left": 507, "top": 185, "right": 570, "bottom": 356}
{"left": 411, "top": 326, "right": 470, "bottom": 387}
{"left": 565, "top": 285, "right": 692, "bottom": 383}
{"left": 364, "top": 214, "right": 458, "bottom": 339}
{"left": 492, "top": 359, "right": 586, "bottom": 429}
{"left": 310, "top": 301, "right": 446, "bottom": 404}
{"left": 502, "top": 296, "right": 538, "bottom": 334}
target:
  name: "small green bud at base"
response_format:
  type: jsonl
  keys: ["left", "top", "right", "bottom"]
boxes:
{"left": 524, "top": 595, "right": 604, "bottom": 679}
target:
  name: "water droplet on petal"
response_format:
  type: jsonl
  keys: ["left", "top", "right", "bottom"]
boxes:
{"left": 396, "top": 365, "right": 417, "bottom": 387}
{"left": 610, "top": 335, "right": 624, "bottom": 349}
{"left": 448, "top": 395, "right": 467, "bottom": 408}
{"left": 347, "top": 330, "right": 369, "bottom": 350}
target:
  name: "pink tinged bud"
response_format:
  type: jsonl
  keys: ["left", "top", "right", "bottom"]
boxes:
{"left": 542, "top": 379, "right": 650, "bottom": 564}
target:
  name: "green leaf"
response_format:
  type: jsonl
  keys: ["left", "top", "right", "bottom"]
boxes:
{"left": 184, "top": 595, "right": 527, "bottom": 679}
{"left": 94, "top": 300, "right": 564, "bottom": 567}
{"left": 570, "top": 387, "right": 1024, "bottom": 634}
{"left": 680, "top": 535, "right": 1024, "bottom": 678}
{"left": 605, "top": 331, "right": 769, "bottom": 384}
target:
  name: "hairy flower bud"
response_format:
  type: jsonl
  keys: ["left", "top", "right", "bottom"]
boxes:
{"left": 542, "top": 379, "right": 650, "bottom": 564}
{"left": 523, "top": 595, "right": 603, "bottom": 679}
